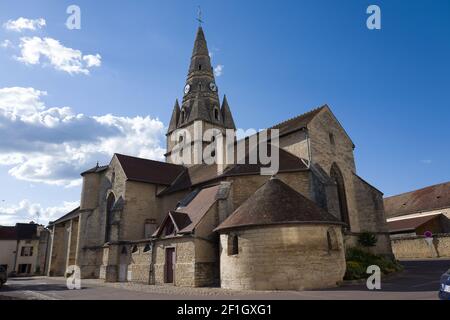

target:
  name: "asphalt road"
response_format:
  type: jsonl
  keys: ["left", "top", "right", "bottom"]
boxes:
{"left": 0, "top": 259, "right": 448, "bottom": 300}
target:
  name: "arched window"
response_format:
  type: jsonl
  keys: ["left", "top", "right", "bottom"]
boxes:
{"left": 111, "top": 171, "right": 116, "bottom": 186}
{"left": 214, "top": 108, "right": 219, "bottom": 121}
{"left": 143, "top": 244, "right": 151, "bottom": 253}
{"left": 198, "top": 64, "right": 202, "bottom": 71}
{"left": 330, "top": 163, "right": 350, "bottom": 229}
{"left": 105, "top": 193, "right": 116, "bottom": 242}
{"left": 131, "top": 245, "right": 138, "bottom": 253}
{"left": 227, "top": 234, "right": 239, "bottom": 256}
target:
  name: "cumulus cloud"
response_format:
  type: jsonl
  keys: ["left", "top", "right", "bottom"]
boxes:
{"left": 0, "top": 200, "right": 78, "bottom": 225}
{"left": 0, "top": 87, "right": 166, "bottom": 187}
{"left": 3, "top": 17, "right": 46, "bottom": 32}
{"left": 14, "top": 37, "right": 101, "bottom": 75}
{"left": 214, "top": 64, "right": 224, "bottom": 77}
{"left": 1, "top": 39, "right": 13, "bottom": 48}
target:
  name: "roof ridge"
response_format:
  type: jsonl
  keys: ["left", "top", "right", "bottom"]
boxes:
{"left": 270, "top": 104, "right": 327, "bottom": 129}
{"left": 115, "top": 153, "right": 183, "bottom": 168}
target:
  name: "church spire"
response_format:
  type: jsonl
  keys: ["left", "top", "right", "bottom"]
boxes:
{"left": 178, "top": 26, "right": 221, "bottom": 127}
{"left": 167, "top": 99, "right": 180, "bottom": 134}
{"left": 221, "top": 95, "right": 236, "bottom": 129}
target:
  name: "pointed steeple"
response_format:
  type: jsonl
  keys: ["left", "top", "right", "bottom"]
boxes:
{"left": 177, "top": 27, "right": 221, "bottom": 126}
{"left": 167, "top": 99, "right": 180, "bottom": 134}
{"left": 221, "top": 95, "right": 236, "bottom": 129}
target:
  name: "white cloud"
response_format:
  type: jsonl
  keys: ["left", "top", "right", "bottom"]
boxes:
{"left": 3, "top": 17, "right": 46, "bottom": 32}
{"left": 15, "top": 37, "right": 101, "bottom": 75}
{"left": 1, "top": 39, "right": 13, "bottom": 48}
{"left": 83, "top": 54, "right": 102, "bottom": 68}
{"left": 0, "top": 200, "right": 78, "bottom": 225}
{"left": 0, "top": 87, "right": 166, "bottom": 187}
{"left": 214, "top": 64, "right": 224, "bottom": 77}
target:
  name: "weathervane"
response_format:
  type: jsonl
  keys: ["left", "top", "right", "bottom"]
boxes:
{"left": 196, "top": 6, "right": 204, "bottom": 26}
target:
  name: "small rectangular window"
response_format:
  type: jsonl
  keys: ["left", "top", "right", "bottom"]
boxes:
{"left": 20, "top": 246, "right": 33, "bottom": 257}
{"left": 329, "top": 133, "right": 335, "bottom": 146}
{"left": 227, "top": 235, "right": 239, "bottom": 256}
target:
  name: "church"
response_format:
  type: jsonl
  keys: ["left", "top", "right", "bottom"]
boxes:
{"left": 47, "top": 26, "right": 392, "bottom": 290}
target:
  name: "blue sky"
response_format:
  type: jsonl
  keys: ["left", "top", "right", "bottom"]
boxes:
{"left": 0, "top": 0, "right": 449, "bottom": 225}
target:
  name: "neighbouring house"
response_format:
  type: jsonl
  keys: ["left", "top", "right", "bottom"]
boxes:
{"left": 384, "top": 182, "right": 450, "bottom": 259}
{"left": 0, "top": 222, "right": 50, "bottom": 276}
{"left": 384, "top": 181, "right": 450, "bottom": 237}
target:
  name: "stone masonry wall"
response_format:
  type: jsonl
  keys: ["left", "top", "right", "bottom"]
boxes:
{"left": 219, "top": 224, "right": 346, "bottom": 290}
{"left": 391, "top": 234, "right": 450, "bottom": 259}
{"left": 153, "top": 238, "right": 196, "bottom": 287}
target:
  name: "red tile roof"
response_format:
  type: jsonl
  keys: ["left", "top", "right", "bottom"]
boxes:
{"left": 0, "top": 226, "right": 17, "bottom": 240}
{"left": 115, "top": 153, "right": 184, "bottom": 186}
{"left": 387, "top": 214, "right": 441, "bottom": 233}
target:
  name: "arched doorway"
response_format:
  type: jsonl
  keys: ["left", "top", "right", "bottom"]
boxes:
{"left": 330, "top": 163, "right": 350, "bottom": 230}
{"left": 105, "top": 193, "right": 115, "bottom": 242}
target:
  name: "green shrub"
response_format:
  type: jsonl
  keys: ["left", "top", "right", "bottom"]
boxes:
{"left": 344, "top": 247, "right": 403, "bottom": 280}
{"left": 358, "top": 232, "right": 378, "bottom": 247}
{"left": 344, "top": 261, "right": 366, "bottom": 280}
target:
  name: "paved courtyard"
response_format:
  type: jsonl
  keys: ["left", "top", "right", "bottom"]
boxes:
{"left": 0, "top": 259, "right": 448, "bottom": 300}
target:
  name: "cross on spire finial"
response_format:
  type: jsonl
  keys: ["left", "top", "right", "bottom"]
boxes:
{"left": 196, "top": 5, "right": 204, "bottom": 26}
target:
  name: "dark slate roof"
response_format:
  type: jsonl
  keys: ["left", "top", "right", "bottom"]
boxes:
{"left": 15, "top": 223, "right": 39, "bottom": 239}
{"left": 154, "top": 184, "right": 223, "bottom": 237}
{"left": 167, "top": 99, "right": 181, "bottom": 134}
{"left": 270, "top": 105, "right": 327, "bottom": 137}
{"left": 81, "top": 165, "right": 109, "bottom": 176}
{"left": 0, "top": 223, "right": 40, "bottom": 240}
{"left": 215, "top": 177, "right": 342, "bottom": 232}
{"left": 159, "top": 145, "right": 308, "bottom": 195}
{"left": 387, "top": 214, "right": 441, "bottom": 233}
{"left": 48, "top": 207, "right": 80, "bottom": 226}
{"left": 384, "top": 181, "right": 450, "bottom": 218}
{"left": 221, "top": 95, "right": 236, "bottom": 130}
{"left": 0, "top": 226, "right": 17, "bottom": 240}
{"left": 115, "top": 153, "right": 184, "bottom": 186}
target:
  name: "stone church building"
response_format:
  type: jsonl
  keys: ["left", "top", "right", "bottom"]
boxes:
{"left": 47, "top": 26, "right": 392, "bottom": 290}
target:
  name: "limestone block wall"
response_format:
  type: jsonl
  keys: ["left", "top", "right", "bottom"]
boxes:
{"left": 219, "top": 224, "right": 346, "bottom": 290}
{"left": 48, "top": 223, "right": 69, "bottom": 276}
{"left": 128, "top": 242, "right": 152, "bottom": 284}
{"left": 278, "top": 129, "right": 309, "bottom": 160}
{"left": 227, "top": 171, "right": 312, "bottom": 213}
{"left": 391, "top": 234, "right": 450, "bottom": 259}
{"left": 122, "top": 181, "right": 159, "bottom": 240}
{"left": 153, "top": 238, "right": 196, "bottom": 287}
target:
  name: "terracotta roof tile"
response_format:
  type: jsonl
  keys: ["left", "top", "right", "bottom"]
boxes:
{"left": 0, "top": 226, "right": 17, "bottom": 240}
{"left": 384, "top": 181, "right": 450, "bottom": 218}
{"left": 387, "top": 214, "right": 441, "bottom": 233}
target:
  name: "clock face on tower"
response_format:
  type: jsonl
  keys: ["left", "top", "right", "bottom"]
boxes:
{"left": 209, "top": 82, "right": 217, "bottom": 92}
{"left": 184, "top": 84, "right": 191, "bottom": 94}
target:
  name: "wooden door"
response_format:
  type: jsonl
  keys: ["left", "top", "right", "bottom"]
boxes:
{"left": 165, "top": 248, "right": 175, "bottom": 283}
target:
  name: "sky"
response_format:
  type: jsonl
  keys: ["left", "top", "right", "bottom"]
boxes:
{"left": 0, "top": 0, "right": 449, "bottom": 225}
